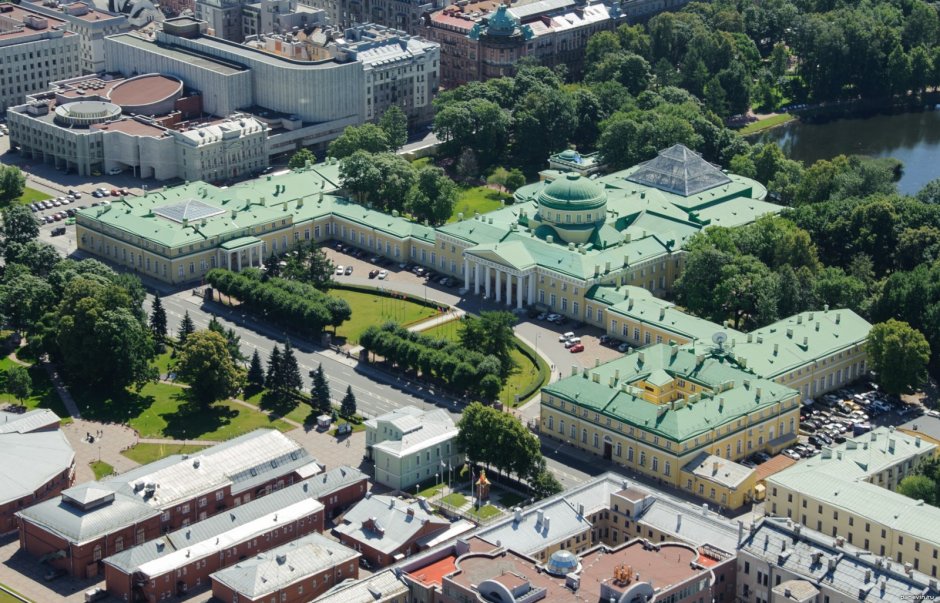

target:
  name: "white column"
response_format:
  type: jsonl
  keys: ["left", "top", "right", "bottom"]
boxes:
{"left": 528, "top": 274, "right": 536, "bottom": 305}
{"left": 516, "top": 274, "right": 524, "bottom": 309}
{"left": 463, "top": 258, "right": 469, "bottom": 287}
{"left": 236, "top": 251, "right": 242, "bottom": 271}
{"left": 474, "top": 263, "right": 481, "bottom": 294}
{"left": 484, "top": 265, "right": 491, "bottom": 298}
{"left": 495, "top": 270, "right": 502, "bottom": 302}
{"left": 505, "top": 272, "right": 513, "bottom": 306}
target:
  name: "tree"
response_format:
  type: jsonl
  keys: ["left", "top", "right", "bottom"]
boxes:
{"left": 898, "top": 474, "right": 937, "bottom": 506}
{"left": 867, "top": 320, "right": 931, "bottom": 395}
{"left": 305, "top": 243, "right": 335, "bottom": 289}
{"left": 486, "top": 167, "right": 510, "bottom": 191}
{"left": 328, "top": 123, "right": 390, "bottom": 158}
{"left": 266, "top": 345, "right": 283, "bottom": 392}
{"left": 372, "top": 153, "right": 416, "bottom": 213}
{"left": 4, "top": 365, "right": 31, "bottom": 405}
{"left": 339, "top": 150, "right": 384, "bottom": 204}
{"left": 263, "top": 251, "right": 281, "bottom": 278}
{"left": 0, "top": 273, "right": 54, "bottom": 335}
{"left": 207, "top": 316, "right": 245, "bottom": 364}
{"left": 379, "top": 105, "right": 408, "bottom": 150}
{"left": 460, "top": 311, "right": 516, "bottom": 376}
{"left": 529, "top": 460, "right": 564, "bottom": 499}
{"left": 247, "top": 349, "right": 265, "bottom": 391}
{"left": 408, "top": 166, "right": 459, "bottom": 225}
{"left": 178, "top": 310, "right": 195, "bottom": 345}
{"left": 917, "top": 178, "right": 940, "bottom": 204}
{"left": 340, "top": 385, "right": 357, "bottom": 417}
{"left": 288, "top": 148, "right": 317, "bottom": 170}
{"left": 311, "top": 363, "right": 332, "bottom": 413}
{"left": 281, "top": 341, "right": 303, "bottom": 394}
{"left": 149, "top": 295, "right": 167, "bottom": 341}
{"left": 175, "top": 330, "right": 243, "bottom": 406}
{"left": 505, "top": 169, "right": 526, "bottom": 193}
{"left": 0, "top": 165, "right": 25, "bottom": 206}
{"left": 1, "top": 205, "right": 38, "bottom": 248}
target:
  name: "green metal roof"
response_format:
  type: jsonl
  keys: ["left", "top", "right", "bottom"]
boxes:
{"left": 537, "top": 173, "right": 607, "bottom": 211}
{"left": 220, "top": 236, "right": 261, "bottom": 250}
{"left": 544, "top": 343, "right": 798, "bottom": 443}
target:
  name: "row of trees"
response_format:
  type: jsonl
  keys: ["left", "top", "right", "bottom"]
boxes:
{"left": 205, "top": 269, "right": 351, "bottom": 337}
{"left": 327, "top": 106, "right": 409, "bottom": 158}
{"left": 360, "top": 322, "right": 504, "bottom": 401}
{"left": 456, "top": 403, "right": 563, "bottom": 498}
{"left": 339, "top": 151, "right": 459, "bottom": 225}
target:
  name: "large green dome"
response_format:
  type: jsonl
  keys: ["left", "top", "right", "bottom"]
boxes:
{"left": 537, "top": 173, "right": 607, "bottom": 210}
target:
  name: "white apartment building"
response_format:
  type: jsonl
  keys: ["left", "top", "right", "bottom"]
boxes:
{"left": 22, "top": 0, "right": 130, "bottom": 73}
{"left": 0, "top": 4, "right": 80, "bottom": 110}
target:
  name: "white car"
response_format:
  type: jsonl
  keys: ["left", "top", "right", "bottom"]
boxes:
{"left": 107, "top": 167, "right": 123, "bottom": 175}
{"left": 377, "top": 270, "right": 388, "bottom": 279}
{"left": 335, "top": 265, "right": 345, "bottom": 275}
{"left": 559, "top": 332, "right": 575, "bottom": 342}
{"left": 927, "top": 410, "right": 940, "bottom": 418}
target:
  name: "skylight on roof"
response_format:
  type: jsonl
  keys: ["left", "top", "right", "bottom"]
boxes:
{"left": 153, "top": 199, "right": 225, "bottom": 223}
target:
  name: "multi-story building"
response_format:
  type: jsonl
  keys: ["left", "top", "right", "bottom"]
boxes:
{"left": 365, "top": 406, "right": 463, "bottom": 491}
{"left": 8, "top": 72, "right": 268, "bottom": 181}
{"left": 765, "top": 427, "right": 940, "bottom": 573}
{"left": 334, "top": 493, "right": 457, "bottom": 567}
{"left": 540, "top": 343, "right": 802, "bottom": 510}
{"left": 296, "top": 0, "right": 436, "bottom": 35}
{"left": 241, "top": 0, "right": 326, "bottom": 40}
{"left": 737, "top": 517, "right": 940, "bottom": 603}
{"left": 0, "top": 3, "right": 81, "bottom": 111}
{"left": 0, "top": 410, "right": 74, "bottom": 535}
{"left": 103, "top": 478, "right": 326, "bottom": 600}
{"left": 425, "top": 0, "right": 624, "bottom": 86}
{"left": 16, "top": 430, "right": 320, "bottom": 578}
{"left": 310, "top": 569, "right": 409, "bottom": 603}
{"left": 22, "top": 0, "right": 130, "bottom": 73}
{"left": 210, "top": 533, "right": 360, "bottom": 603}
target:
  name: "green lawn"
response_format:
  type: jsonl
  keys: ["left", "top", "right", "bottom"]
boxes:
{"left": 441, "top": 492, "right": 468, "bottom": 507}
{"left": 0, "top": 356, "right": 71, "bottom": 421}
{"left": 410, "top": 157, "right": 433, "bottom": 169}
{"left": 0, "top": 584, "right": 33, "bottom": 603}
{"left": 330, "top": 288, "right": 438, "bottom": 345}
{"left": 417, "top": 483, "right": 445, "bottom": 498}
{"left": 15, "top": 187, "right": 51, "bottom": 206}
{"left": 466, "top": 504, "right": 502, "bottom": 521}
{"left": 151, "top": 348, "right": 175, "bottom": 377}
{"left": 737, "top": 113, "right": 795, "bottom": 135}
{"left": 243, "top": 389, "right": 314, "bottom": 425}
{"left": 90, "top": 460, "right": 114, "bottom": 479}
{"left": 122, "top": 443, "right": 209, "bottom": 465}
{"left": 497, "top": 491, "right": 527, "bottom": 508}
{"left": 420, "top": 322, "right": 549, "bottom": 407}
{"left": 74, "top": 382, "right": 292, "bottom": 440}
{"left": 449, "top": 186, "right": 511, "bottom": 223}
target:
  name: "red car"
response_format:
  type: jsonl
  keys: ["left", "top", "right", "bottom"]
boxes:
{"left": 569, "top": 343, "right": 584, "bottom": 353}
{"left": 111, "top": 189, "right": 120, "bottom": 196}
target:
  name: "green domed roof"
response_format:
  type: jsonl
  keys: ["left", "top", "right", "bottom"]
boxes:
{"left": 484, "top": 5, "right": 519, "bottom": 36}
{"left": 537, "top": 173, "right": 607, "bottom": 210}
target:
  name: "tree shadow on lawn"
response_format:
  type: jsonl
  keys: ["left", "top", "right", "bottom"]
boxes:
{"left": 258, "top": 389, "right": 300, "bottom": 420}
{"left": 161, "top": 390, "right": 239, "bottom": 440}
{"left": 74, "top": 385, "right": 156, "bottom": 424}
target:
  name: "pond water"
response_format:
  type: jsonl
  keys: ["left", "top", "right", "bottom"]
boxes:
{"left": 752, "top": 108, "right": 940, "bottom": 196}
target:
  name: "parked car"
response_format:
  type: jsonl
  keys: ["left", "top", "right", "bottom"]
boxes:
{"left": 51, "top": 226, "right": 66, "bottom": 236}
{"left": 783, "top": 448, "right": 802, "bottom": 461}
{"left": 564, "top": 338, "right": 582, "bottom": 349}
{"left": 617, "top": 342, "right": 630, "bottom": 353}
{"left": 559, "top": 332, "right": 575, "bottom": 342}
{"left": 927, "top": 409, "right": 940, "bottom": 418}
{"left": 368, "top": 269, "right": 379, "bottom": 279}
{"left": 599, "top": 334, "right": 611, "bottom": 345}
{"left": 753, "top": 452, "right": 772, "bottom": 463}
{"left": 84, "top": 587, "right": 108, "bottom": 602}
{"left": 344, "top": 266, "right": 353, "bottom": 275}
{"left": 335, "top": 265, "right": 345, "bottom": 275}
{"left": 569, "top": 343, "right": 584, "bottom": 353}
{"left": 110, "top": 189, "right": 120, "bottom": 196}
{"left": 107, "top": 167, "right": 123, "bottom": 175}
{"left": 378, "top": 270, "right": 388, "bottom": 280}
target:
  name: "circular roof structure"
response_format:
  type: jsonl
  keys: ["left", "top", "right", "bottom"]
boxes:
{"left": 485, "top": 5, "right": 520, "bottom": 36}
{"left": 54, "top": 101, "right": 122, "bottom": 127}
{"left": 108, "top": 74, "right": 183, "bottom": 115}
{"left": 558, "top": 149, "right": 581, "bottom": 162}
{"left": 545, "top": 550, "right": 581, "bottom": 576}
{"left": 538, "top": 173, "right": 607, "bottom": 211}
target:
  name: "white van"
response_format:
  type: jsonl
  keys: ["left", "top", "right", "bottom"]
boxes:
{"left": 559, "top": 331, "right": 575, "bottom": 342}
{"left": 564, "top": 337, "right": 582, "bottom": 348}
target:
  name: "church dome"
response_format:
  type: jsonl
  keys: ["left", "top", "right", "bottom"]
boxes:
{"left": 537, "top": 173, "right": 606, "bottom": 211}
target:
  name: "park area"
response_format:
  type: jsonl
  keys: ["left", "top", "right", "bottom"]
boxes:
{"left": 449, "top": 186, "right": 511, "bottom": 222}
{"left": 330, "top": 287, "right": 438, "bottom": 345}
{"left": 421, "top": 320, "right": 549, "bottom": 407}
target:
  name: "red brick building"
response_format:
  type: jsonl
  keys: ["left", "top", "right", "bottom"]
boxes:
{"left": 104, "top": 479, "right": 326, "bottom": 601}
{"left": 0, "top": 410, "right": 74, "bottom": 536}
{"left": 210, "top": 532, "right": 359, "bottom": 603}
{"left": 17, "top": 429, "right": 320, "bottom": 578}
{"left": 334, "top": 494, "right": 453, "bottom": 568}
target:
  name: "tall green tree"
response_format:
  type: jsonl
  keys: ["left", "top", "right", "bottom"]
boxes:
{"left": 175, "top": 330, "right": 243, "bottom": 406}
{"left": 207, "top": 316, "right": 245, "bottom": 364}
{"left": 898, "top": 474, "right": 936, "bottom": 506}
{"left": 340, "top": 385, "right": 357, "bottom": 417}
{"left": 281, "top": 341, "right": 303, "bottom": 395}
{"left": 379, "top": 105, "right": 408, "bottom": 150}
{"left": 1, "top": 205, "right": 38, "bottom": 248}
{"left": 246, "top": 349, "right": 265, "bottom": 391}
{"left": 408, "top": 166, "right": 459, "bottom": 225}
{"left": 311, "top": 363, "right": 332, "bottom": 414}
{"left": 178, "top": 310, "right": 195, "bottom": 345}
{"left": 0, "top": 165, "right": 25, "bottom": 206}
{"left": 149, "top": 295, "right": 168, "bottom": 341}
{"left": 4, "top": 365, "right": 31, "bottom": 406}
{"left": 263, "top": 251, "right": 282, "bottom": 278}
{"left": 306, "top": 243, "right": 335, "bottom": 290}
{"left": 288, "top": 148, "right": 317, "bottom": 169}
{"left": 459, "top": 311, "right": 516, "bottom": 377}
{"left": 266, "top": 345, "right": 283, "bottom": 391}
{"left": 328, "top": 123, "right": 390, "bottom": 158}
{"left": 867, "top": 320, "right": 931, "bottom": 395}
